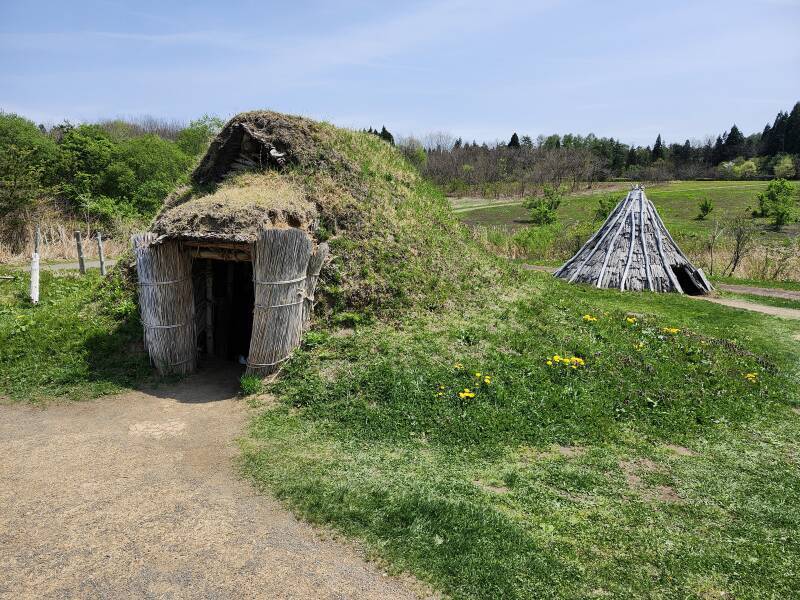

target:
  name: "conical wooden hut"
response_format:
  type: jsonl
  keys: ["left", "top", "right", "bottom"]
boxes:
{"left": 554, "top": 185, "right": 712, "bottom": 294}
{"left": 132, "top": 112, "right": 330, "bottom": 377}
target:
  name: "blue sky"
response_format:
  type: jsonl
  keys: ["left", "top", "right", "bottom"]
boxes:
{"left": 1, "top": 0, "right": 798, "bottom": 146}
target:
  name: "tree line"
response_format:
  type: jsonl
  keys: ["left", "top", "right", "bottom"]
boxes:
{"left": 397, "top": 102, "right": 800, "bottom": 197}
{"left": 0, "top": 113, "right": 223, "bottom": 230}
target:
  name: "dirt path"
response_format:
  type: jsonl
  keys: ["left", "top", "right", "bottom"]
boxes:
{"left": 716, "top": 283, "right": 800, "bottom": 301}
{"left": 691, "top": 296, "right": 800, "bottom": 320}
{"left": 0, "top": 367, "right": 426, "bottom": 600}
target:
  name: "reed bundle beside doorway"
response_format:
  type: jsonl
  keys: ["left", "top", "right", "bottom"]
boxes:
{"left": 132, "top": 234, "right": 196, "bottom": 375}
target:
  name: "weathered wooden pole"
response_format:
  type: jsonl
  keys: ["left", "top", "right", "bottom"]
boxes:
{"left": 303, "top": 242, "right": 329, "bottom": 330}
{"left": 74, "top": 231, "right": 86, "bottom": 274}
{"left": 30, "top": 226, "right": 40, "bottom": 304}
{"left": 205, "top": 260, "right": 214, "bottom": 357}
{"left": 97, "top": 232, "right": 106, "bottom": 276}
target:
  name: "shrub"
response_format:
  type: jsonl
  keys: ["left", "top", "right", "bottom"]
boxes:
{"left": 696, "top": 197, "right": 714, "bottom": 220}
{"left": 594, "top": 194, "right": 616, "bottom": 221}
{"left": 756, "top": 178, "right": 797, "bottom": 230}
{"left": 523, "top": 184, "right": 563, "bottom": 225}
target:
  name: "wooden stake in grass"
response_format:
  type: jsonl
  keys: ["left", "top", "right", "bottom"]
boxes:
{"left": 97, "top": 232, "right": 106, "bottom": 276}
{"left": 30, "top": 226, "right": 40, "bottom": 304}
{"left": 74, "top": 231, "right": 86, "bottom": 274}
{"left": 303, "top": 242, "right": 329, "bottom": 330}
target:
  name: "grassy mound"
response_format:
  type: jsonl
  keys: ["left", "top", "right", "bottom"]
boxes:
{"left": 159, "top": 111, "right": 503, "bottom": 315}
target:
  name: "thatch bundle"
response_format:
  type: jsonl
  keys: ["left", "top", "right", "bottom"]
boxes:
{"left": 555, "top": 186, "right": 712, "bottom": 294}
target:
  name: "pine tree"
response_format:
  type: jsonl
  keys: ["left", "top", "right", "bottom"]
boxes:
{"left": 723, "top": 124, "right": 745, "bottom": 160}
{"left": 785, "top": 102, "right": 800, "bottom": 155}
{"left": 507, "top": 133, "right": 520, "bottom": 148}
{"left": 379, "top": 126, "right": 395, "bottom": 145}
{"left": 711, "top": 135, "right": 725, "bottom": 165}
{"left": 453, "top": 137, "right": 463, "bottom": 149}
{"left": 626, "top": 146, "right": 638, "bottom": 167}
{"left": 651, "top": 134, "right": 665, "bottom": 161}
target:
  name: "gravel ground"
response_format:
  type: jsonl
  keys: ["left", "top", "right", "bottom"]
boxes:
{"left": 0, "top": 367, "right": 428, "bottom": 600}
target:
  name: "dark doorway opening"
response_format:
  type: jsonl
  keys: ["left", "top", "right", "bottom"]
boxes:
{"left": 194, "top": 258, "right": 254, "bottom": 362}
{"left": 671, "top": 265, "right": 705, "bottom": 296}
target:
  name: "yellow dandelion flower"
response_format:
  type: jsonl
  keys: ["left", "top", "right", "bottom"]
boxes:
{"left": 626, "top": 316, "right": 637, "bottom": 325}
{"left": 662, "top": 327, "right": 680, "bottom": 335}
{"left": 546, "top": 360, "right": 553, "bottom": 366}
{"left": 474, "top": 372, "right": 482, "bottom": 378}
{"left": 484, "top": 376, "right": 491, "bottom": 384}
{"left": 582, "top": 314, "right": 597, "bottom": 322}
{"left": 454, "top": 363, "right": 464, "bottom": 370}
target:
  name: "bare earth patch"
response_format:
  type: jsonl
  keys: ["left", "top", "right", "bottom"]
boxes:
{"left": 665, "top": 444, "right": 696, "bottom": 457}
{"left": 0, "top": 367, "right": 428, "bottom": 599}
{"left": 619, "top": 459, "right": 682, "bottom": 504}
{"left": 555, "top": 445, "right": 585, "bottom": 458}
{"left": 473, "top": 480, "right": 510, "bottom": 495}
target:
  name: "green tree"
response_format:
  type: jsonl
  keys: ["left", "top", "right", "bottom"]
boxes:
{"left": 773, "top": 154, "right": 796, "bottom": 179}
{"left": 733, "top": 159, "right": 758, "bottom": 179}
{"left": 507, "top": 133, "right": 520, "bottom": 149}
{"left": 723, "top": 124, "right": 745, "bottom": 159}
{"left": 176, "top": 115, "right": 224, "bottom": 157}
{"left": 379, "top": 126, "right": 395, "bottom": 145}
{"left": 0, "top": 113, "right": 59, "bottom": 217}
{"left": 756, "top": 178, "right": 797, "bottom": 230}
{"left": 651, "top": 134, "right": 664, "bottom": 161}
{"left": 523, "top": 184, "right": 563, "bottom": 225}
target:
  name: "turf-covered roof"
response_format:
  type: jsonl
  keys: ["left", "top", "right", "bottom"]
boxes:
{"left": 147, "top": 110, "right": 500, "bottom": 313}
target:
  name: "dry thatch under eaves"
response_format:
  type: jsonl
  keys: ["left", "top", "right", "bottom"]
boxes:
{"left": 151, "top": 172, "right": 318, "bottom": 243}
{"left": 554, "top": 186, "right": 712, "bottom": 294}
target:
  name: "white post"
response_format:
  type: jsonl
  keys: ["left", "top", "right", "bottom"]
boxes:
{"left": 30, "top": 226, "right": 40, "bottom": 304}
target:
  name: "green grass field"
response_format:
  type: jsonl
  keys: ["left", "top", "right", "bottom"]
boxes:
{"left": 457, "top": 181, "right": 799, "bottom": 239}
{"left": 0, "top": 268, "right": 151, "bottom": 403}
{"left": 242, "top": 269, "right": 800, "bottom": 600}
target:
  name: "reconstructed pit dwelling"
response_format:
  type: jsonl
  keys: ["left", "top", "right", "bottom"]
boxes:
{"left": 133, "top": 113, "right": 329, "bottom": 376}
{"left": 555, "top": 185, "right": 713, "bottom": 294}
